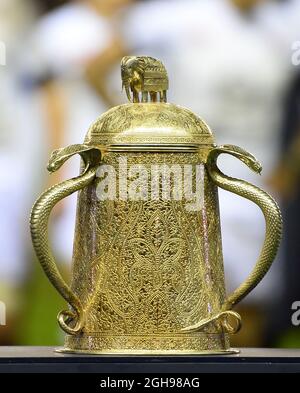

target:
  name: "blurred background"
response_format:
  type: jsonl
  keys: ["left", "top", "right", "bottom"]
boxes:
{"left": 0, "top": 0, "right": 300, "bottom": 348}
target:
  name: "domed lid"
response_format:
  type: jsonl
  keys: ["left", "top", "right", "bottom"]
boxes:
{"left": 84, "top": 56, "right": 214, "bottom": 151}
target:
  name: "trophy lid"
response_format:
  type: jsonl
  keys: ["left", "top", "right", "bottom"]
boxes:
{"left": 84, "top": 56, "right": 214, "bottom": 151}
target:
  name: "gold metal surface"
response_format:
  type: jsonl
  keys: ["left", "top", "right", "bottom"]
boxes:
{"left": 30, "top": 56, "right": 282, "bottom": 355}
{"left": 84, "top": 103, "right": 214, "bottom": 147}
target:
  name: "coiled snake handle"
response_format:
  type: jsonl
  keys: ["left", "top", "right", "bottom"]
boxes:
{"left": 183, "top": 144, "right": 282, "bottom": 334}
{"left": 30, "top": 144, "right": 102, "bottom": 335}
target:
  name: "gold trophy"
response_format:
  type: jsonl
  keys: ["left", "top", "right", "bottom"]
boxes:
{"left": 30, "top": 56, "right": 282, "bottom": 354}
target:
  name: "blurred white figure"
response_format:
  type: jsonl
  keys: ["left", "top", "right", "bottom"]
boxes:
{"left": 257, "top": 0, "right": 300, "bottom": 59}
{"left": 0, "top": 0, "right": 36, "bottom": 300}
{"left": 173, "top": 0, "right": 291, "bottom": 304}
{"left": 125, "top": 0, "right": 291, "bottom": 304}
{"left": 27, "top": 0, "right": 132, "bottom": 264}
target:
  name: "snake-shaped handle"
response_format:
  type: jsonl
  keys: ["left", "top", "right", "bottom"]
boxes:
{"left": 207, "top": 144, "right": 282, "bottom": 310}
{"left": 182, "top": 144, "right": 282, "bottom": 335}
{"left": 30, "top": 144, "right": 102, "bottom": 335}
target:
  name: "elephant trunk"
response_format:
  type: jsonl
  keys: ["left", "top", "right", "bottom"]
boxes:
{"left": 122, "top": 79, "right": 132, "bottom": 102}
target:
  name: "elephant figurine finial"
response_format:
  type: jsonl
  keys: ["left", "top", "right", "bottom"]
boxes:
{"left": 121, "top": 56, "right": 169, "bottom": 103}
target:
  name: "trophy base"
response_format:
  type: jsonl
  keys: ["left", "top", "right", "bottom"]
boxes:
{"left": 56, "top": 348, "right": 239, "bottom": 356}
{"left": 57, "top": 333, "right": 239, "bottom": 356}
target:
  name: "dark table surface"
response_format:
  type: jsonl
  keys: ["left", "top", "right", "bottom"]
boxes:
{"left": 0, "top": 347, "right": 300, "bottom": 373}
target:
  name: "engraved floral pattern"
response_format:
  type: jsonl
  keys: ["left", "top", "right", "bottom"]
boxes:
{"left": 69, "top": 152, "right": 227, "bottom": 352}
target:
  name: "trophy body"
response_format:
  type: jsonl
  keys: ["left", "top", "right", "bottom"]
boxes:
{"left": 67, "top": 150, "right": 228, "bottom": 354}
{"left": 30, "top": 57, "right": 282, "bottom": 354}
